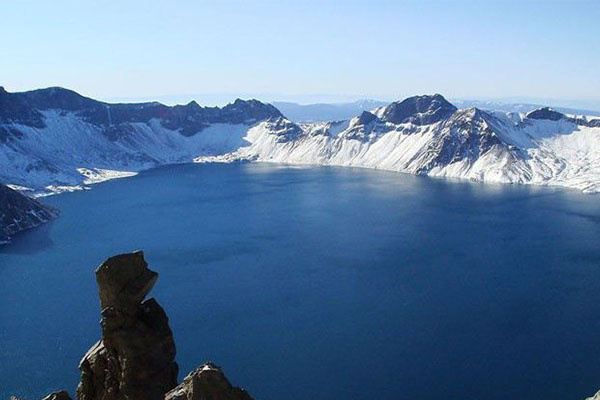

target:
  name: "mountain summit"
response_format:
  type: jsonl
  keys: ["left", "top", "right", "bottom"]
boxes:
{"left": 380, "top": 94, "right": 458, "bottom": 125}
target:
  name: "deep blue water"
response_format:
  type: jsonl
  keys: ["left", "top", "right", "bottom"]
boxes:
{"left": 1, "top": 163, "right": 600, "bottom": 400}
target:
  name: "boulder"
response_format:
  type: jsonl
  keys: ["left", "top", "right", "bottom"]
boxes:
{"left": 165, "top": 362, "right": 254, "bottom": 400}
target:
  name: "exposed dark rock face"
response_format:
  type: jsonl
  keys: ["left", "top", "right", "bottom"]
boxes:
{"left": 526, "top": 107, "right": 565, "bottom": 121}
{"left": 165, "top": 362, "right": 253, "bottom": 400}
{"left": 428, "top": 108, "right": 504, "bottom": 167}
{"left": 0, "top": 87, "right": 283, "bottom": 137}
{"left": 381, "top": 94, "right": 458, "bottom": 125}
{"left": 41, "top": 391, "right": 72, "bottom": 400}
{"left": 568, "top": 116, "right": 600, "bottom": 128}
{"left": 356, "top": 110, "right": 377, "bottom": 125}
{"left": 526, "top": 107, "right": 600, "bottom": 128}
{"left": 76, "top": 251, "right": 178, "bottom": 400}
{"left": 0, "top": 183, "right": 58, "bottom": 243}
{"left": 263, "top": 117, "right": 303, "bottom": 142}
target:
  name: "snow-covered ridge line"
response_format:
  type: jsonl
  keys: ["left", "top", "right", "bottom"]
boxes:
{"left": 0, "top": 86, "right": 282, "bottom": 196}
{"left": 1, "top": 87, "right": 599, "bottom": 195}
{"left": 210, "top": 98, "right": 600, "bottom": 194}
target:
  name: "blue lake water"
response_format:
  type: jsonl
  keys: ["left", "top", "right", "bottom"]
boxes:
{"left": 1, "top": 163, "right": 600, "bottom": 400}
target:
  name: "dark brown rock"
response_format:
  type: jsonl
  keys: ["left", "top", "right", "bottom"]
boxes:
{"left": 41, "top": 391, "right": 72, "bottom": 400}
{"left": 76, "top": 251, "right": 178, "bottom": 400}
{"left": 165, "top": 362, "right": 254, "bottom": 400}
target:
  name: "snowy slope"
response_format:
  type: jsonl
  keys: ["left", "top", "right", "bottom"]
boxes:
{"left": 2, "top": 87, "right": 599, "bottom": 195}
{"left": 208, "top": 95, "right": 600, "bottom": 193}
{"left": 0, "top": 86, "right": 280, "bottom": 195}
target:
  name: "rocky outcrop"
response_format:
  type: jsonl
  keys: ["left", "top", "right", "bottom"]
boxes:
{"left": 41, "top": 391, "right": 72, "bottom": 400}
{"left": 9, "top": 390, "right": 72, "bottom": 400}
{"left": 165, "top": 362, "right": 253, "bottom": 400}
{"left": 9, "top": 251, "right": 253, "bottom": 400}
{"left": 76, "top": 251, "right": 178, "bottom": 400}
{"left": 70, "top": 251, "right": 252, "bottom": 400}
{"left": 0, "top": 183, "right": 58, "bottom": 243}
{"left": 380, "top": 94, "right": 457, "bottom": 125}
{"left": 526, "top": 107, "right": 565, "bottom": 121}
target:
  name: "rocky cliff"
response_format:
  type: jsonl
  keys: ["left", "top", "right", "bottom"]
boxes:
{"left": 0, "top": 183, "right": 57, "bottom": 243}
{"left": 10, "top": 251, "right": 253, "bottom": 400}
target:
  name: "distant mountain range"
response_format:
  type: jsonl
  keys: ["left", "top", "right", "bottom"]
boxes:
{"left": 1, "top": 86, "right": 599, "bottom": 236}
{"left": 272, "top": 100, "right": 389, "bottom": 123}
{"left": 273, "top": 99, "right": 600, "bottom": 123}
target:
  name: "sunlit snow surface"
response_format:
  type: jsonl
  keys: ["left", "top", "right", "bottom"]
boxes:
{"left": 202, "top": 112, "right": 600, "bottom": 193}
{"left": 1, "top": 108, "right": 599, "bottom": 195}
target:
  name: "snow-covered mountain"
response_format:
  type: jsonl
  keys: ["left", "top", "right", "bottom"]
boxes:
{"left": 0, "top": 183, "right": 57, "bottom": 243}
{"left": 1, "top": 87, "right": 600, "bottom": 195}
{"left": 0, "top": 86, "right": 282, "bottom": 194}
{"left": 208, "top": 94, "right": 600, "bottom": 193}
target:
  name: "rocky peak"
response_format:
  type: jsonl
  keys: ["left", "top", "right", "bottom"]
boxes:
{"left": 526, "top": 107, "right": 565, "bottom": 121}
{"left": 356, "top": 110, "right": 377, "bottom": 126}
{"left": 95, "top": 251, "right": 158, "bottom": 311}
{"left": 220, "top": 99, "right": 283, "bottom": 123}
{"left": 165, "top": 362, "right": 253, "bottom": 400}
{"left": 381, "top": 94, "right": 457, "bottom": 125}
{"left": 20, "top": 87, "right": 101, "bottom": 111}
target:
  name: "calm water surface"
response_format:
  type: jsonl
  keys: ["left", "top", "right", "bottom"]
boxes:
{"left": 1, "top": 163, "right": 600, "bottom": 400}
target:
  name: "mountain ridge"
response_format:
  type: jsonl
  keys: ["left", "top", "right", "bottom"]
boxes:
{"left": 1, "top": 87, "right": 599, "bottom": 195}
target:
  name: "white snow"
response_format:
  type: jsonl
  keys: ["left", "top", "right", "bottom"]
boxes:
{"left": 2, "top": 108, "right": 600, "bottom": 195}
{"left": 220, "top": 114, "right": 600, "bottom": 193}
{"left": 0, "top": 110, "right": 251, "bottom": 196}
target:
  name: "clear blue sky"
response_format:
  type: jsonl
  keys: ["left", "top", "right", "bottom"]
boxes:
{"left": 2, "top": 0, "right": 599, "bottom": 105}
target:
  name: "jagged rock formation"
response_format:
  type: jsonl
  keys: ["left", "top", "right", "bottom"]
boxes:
{"left": 8, "top": 251, "right": 254, "bottom": 400}
{"left": 380, "top": 94, "right": 457, "bottom": 125}
{"left": 165, "top": 362, "right": 253, "bottom": 400}
{"left": 76, "top": 251, "right": 178, "bottom": 400}
{"left": 0, "top": 183, "right": 57, "bottom": 243}
{"left": 71, "top": 251, "right": 252, "bottom": 400}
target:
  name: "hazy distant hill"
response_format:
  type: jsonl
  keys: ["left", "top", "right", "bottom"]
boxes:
{"left": 272, "top": 99, "right": 388, "bottom": 122}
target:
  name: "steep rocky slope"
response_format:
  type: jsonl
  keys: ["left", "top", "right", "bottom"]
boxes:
{"left": 0, "top": 183, "right": 57, "bottom": 243}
